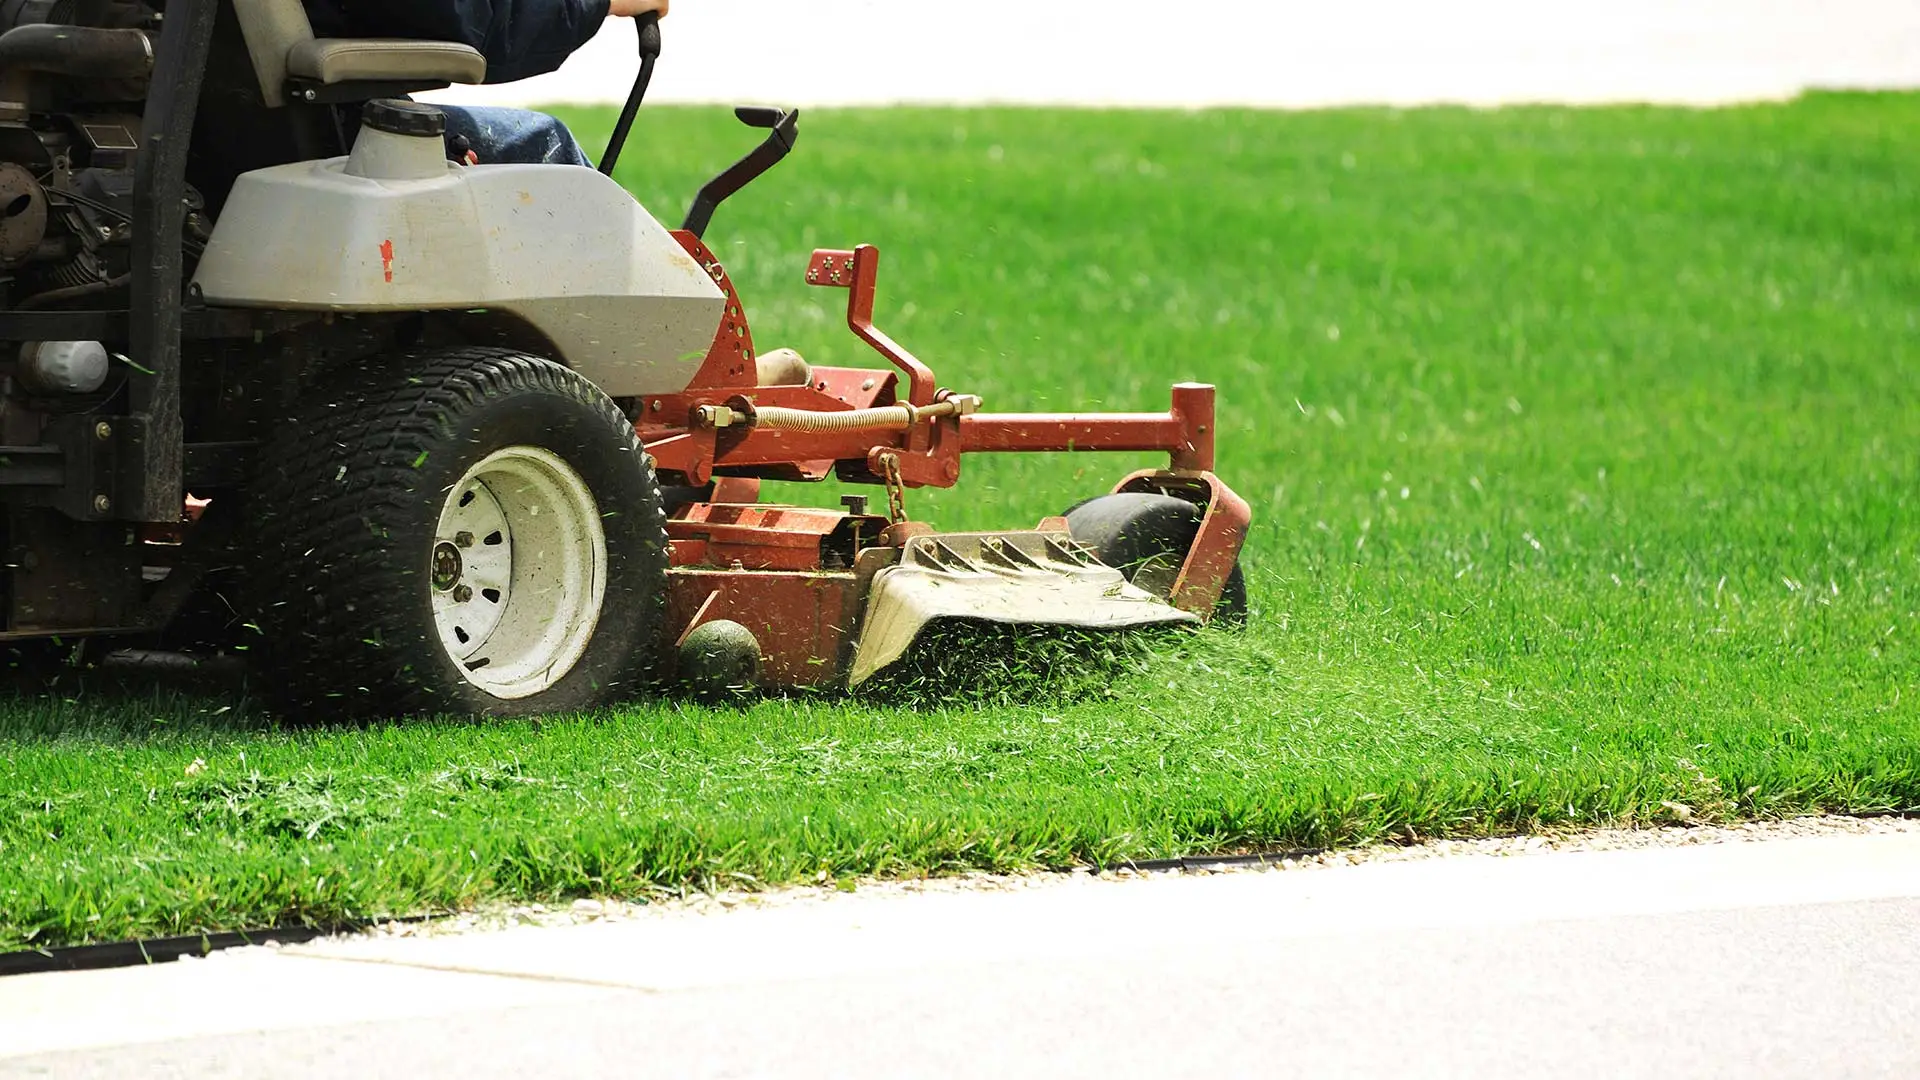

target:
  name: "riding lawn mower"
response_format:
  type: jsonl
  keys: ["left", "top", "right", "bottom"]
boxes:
{"left": 0, "top": 0, "right": 1249, "bottom": 718}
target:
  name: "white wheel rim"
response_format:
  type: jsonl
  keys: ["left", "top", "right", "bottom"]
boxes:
{"left": 430, "top": 446, "right": 607, "bottom": 700}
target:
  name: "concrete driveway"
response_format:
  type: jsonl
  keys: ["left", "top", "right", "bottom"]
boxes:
{"left": 5, "top": 825, "right": 1919, "bottom": 1078}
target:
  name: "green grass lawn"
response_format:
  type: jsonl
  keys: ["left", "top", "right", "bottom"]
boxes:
{"left": 3, "top": 93, "right": 1917, "bottom": 950}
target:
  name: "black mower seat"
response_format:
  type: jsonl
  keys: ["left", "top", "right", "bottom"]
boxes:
{"left": 235, "top": 0, "right": 487, "bottom": 105}
{"left": 287, "top": 39, "right": 486, "bottom": 86}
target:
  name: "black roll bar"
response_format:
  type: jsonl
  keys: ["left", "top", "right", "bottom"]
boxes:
{"left": 126, "top": 0, "right": 217, "bottom": 521}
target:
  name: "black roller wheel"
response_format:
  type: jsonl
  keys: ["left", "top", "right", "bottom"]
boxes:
{"left": 243, "top": 348, "right": 669, "bottom": 720}
{"left": 1063, "top": 492, "right": 1247, "bottom": 623}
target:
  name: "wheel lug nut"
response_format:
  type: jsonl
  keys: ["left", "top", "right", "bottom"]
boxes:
{"left": 453, "top": 584, "right": 473, "bottom": 603}
{"left": 454, "top": 531, "right": 474, "bottom": 548}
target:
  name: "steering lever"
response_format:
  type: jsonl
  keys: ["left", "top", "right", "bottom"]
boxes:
{"left": 680, "top": 106, "right": 799, "bottom": 239}
{"left": 598, "top": 11, "right": 661, "bottom": 177}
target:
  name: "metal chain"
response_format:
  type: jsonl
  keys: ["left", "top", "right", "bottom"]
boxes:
{"left": 880, "top": 453, "right": 907, "bottom": 523}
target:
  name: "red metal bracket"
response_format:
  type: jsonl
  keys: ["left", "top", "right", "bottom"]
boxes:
{"left": 1113, "top": 469, "right": 1249, "bottom": 618}
{"left": 806, "top": 246, "right": 936, "bottom": 407}
{"left": 958, "top": 383, "right": 1216, "bottom": 472}
{"left": 670, "top": 230, "right": 759, "bottom": 392}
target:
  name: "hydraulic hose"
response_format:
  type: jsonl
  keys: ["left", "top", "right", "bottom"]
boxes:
{"left": 0, "top": 23, "right": 153, "bottom": 78}
{"left": 15, "top": 271, "right": 129, "bottom": 310}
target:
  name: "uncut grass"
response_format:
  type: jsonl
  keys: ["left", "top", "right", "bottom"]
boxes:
{"left": 3, "top": 93, "right": 1918, "bottom": 948}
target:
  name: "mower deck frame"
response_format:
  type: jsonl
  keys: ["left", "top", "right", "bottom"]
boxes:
{"left": 648, "top": 235, "right": 1249, "bottom": 690}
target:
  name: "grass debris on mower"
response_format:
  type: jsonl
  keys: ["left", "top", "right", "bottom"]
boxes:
{"left": 0, "top": 1, "right": 1247, "bottom": 718}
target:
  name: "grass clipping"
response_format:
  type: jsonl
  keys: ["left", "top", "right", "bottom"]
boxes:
{"left": 855, "top": 619, "right": 1179, "bottom": 709}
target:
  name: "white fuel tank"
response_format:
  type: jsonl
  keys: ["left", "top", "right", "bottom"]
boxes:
{"left": 192, "top": 123, "right": 726, "bottom": 397}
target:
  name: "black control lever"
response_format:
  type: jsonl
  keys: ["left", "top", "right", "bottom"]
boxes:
{"left": 680, "top": 105, "right": 799, "bottom": 239}
{"left": 598, "top": 11, "right": 661, "bottom": 177}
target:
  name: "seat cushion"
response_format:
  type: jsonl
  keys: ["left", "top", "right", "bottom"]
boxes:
{"left": 287, "top": 39, "right": 486, "bottom": 85}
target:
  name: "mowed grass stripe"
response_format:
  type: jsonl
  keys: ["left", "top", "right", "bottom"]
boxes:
{"left": 1, "top": 93, "right": 1915, "bottom": 949}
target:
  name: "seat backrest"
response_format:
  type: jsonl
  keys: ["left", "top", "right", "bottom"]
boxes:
{"left": 230, "top": 0, "right": 315, "bottom": 108}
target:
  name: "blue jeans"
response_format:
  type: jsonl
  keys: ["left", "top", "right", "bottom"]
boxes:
{"left": 438, "top": 105, "right": 591, "bottom": 167}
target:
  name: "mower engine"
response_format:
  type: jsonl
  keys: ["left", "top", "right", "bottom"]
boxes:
{"left": 0, "top": 0, "right": 209, "bottom": 384}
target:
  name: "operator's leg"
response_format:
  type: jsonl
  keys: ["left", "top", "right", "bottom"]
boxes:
{"left": 438, "top": 105, "right": 592, "bottom": 167}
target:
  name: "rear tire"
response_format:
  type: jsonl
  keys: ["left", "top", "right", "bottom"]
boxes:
{"left": 243, "top": 348, "right": 669, "bottom": 720}
{"left": 1063, "top": 492, "right": 1247, "bottom": 623}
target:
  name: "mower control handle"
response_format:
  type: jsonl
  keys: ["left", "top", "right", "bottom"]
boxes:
{"left": 636, "top": 10, "right": 661, "bottom": 59}
{"left": 680, "top": 107, "right": 799, "bottom": 239}
{"left": 598, "top": 11, "right": 661, "bottom": 177}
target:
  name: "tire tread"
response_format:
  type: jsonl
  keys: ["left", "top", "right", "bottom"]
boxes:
{"left": 243, "top": 348, "right": 667, "bottom": 719}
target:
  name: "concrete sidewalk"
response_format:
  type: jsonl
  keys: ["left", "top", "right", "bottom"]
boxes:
{"left": 5, "top": 830, "right": 1920, "bottom": 1077}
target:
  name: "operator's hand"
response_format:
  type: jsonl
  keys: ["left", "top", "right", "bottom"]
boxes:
{"left": 609, "top": 0, "right": 667, "bottom": 17}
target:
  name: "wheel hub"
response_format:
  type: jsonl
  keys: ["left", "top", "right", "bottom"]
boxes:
{"left": 429, "top": 445, "right": 607, "bottom": 700}
{"left": 430, "top": 541, "right": 463, "bottom": 591}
